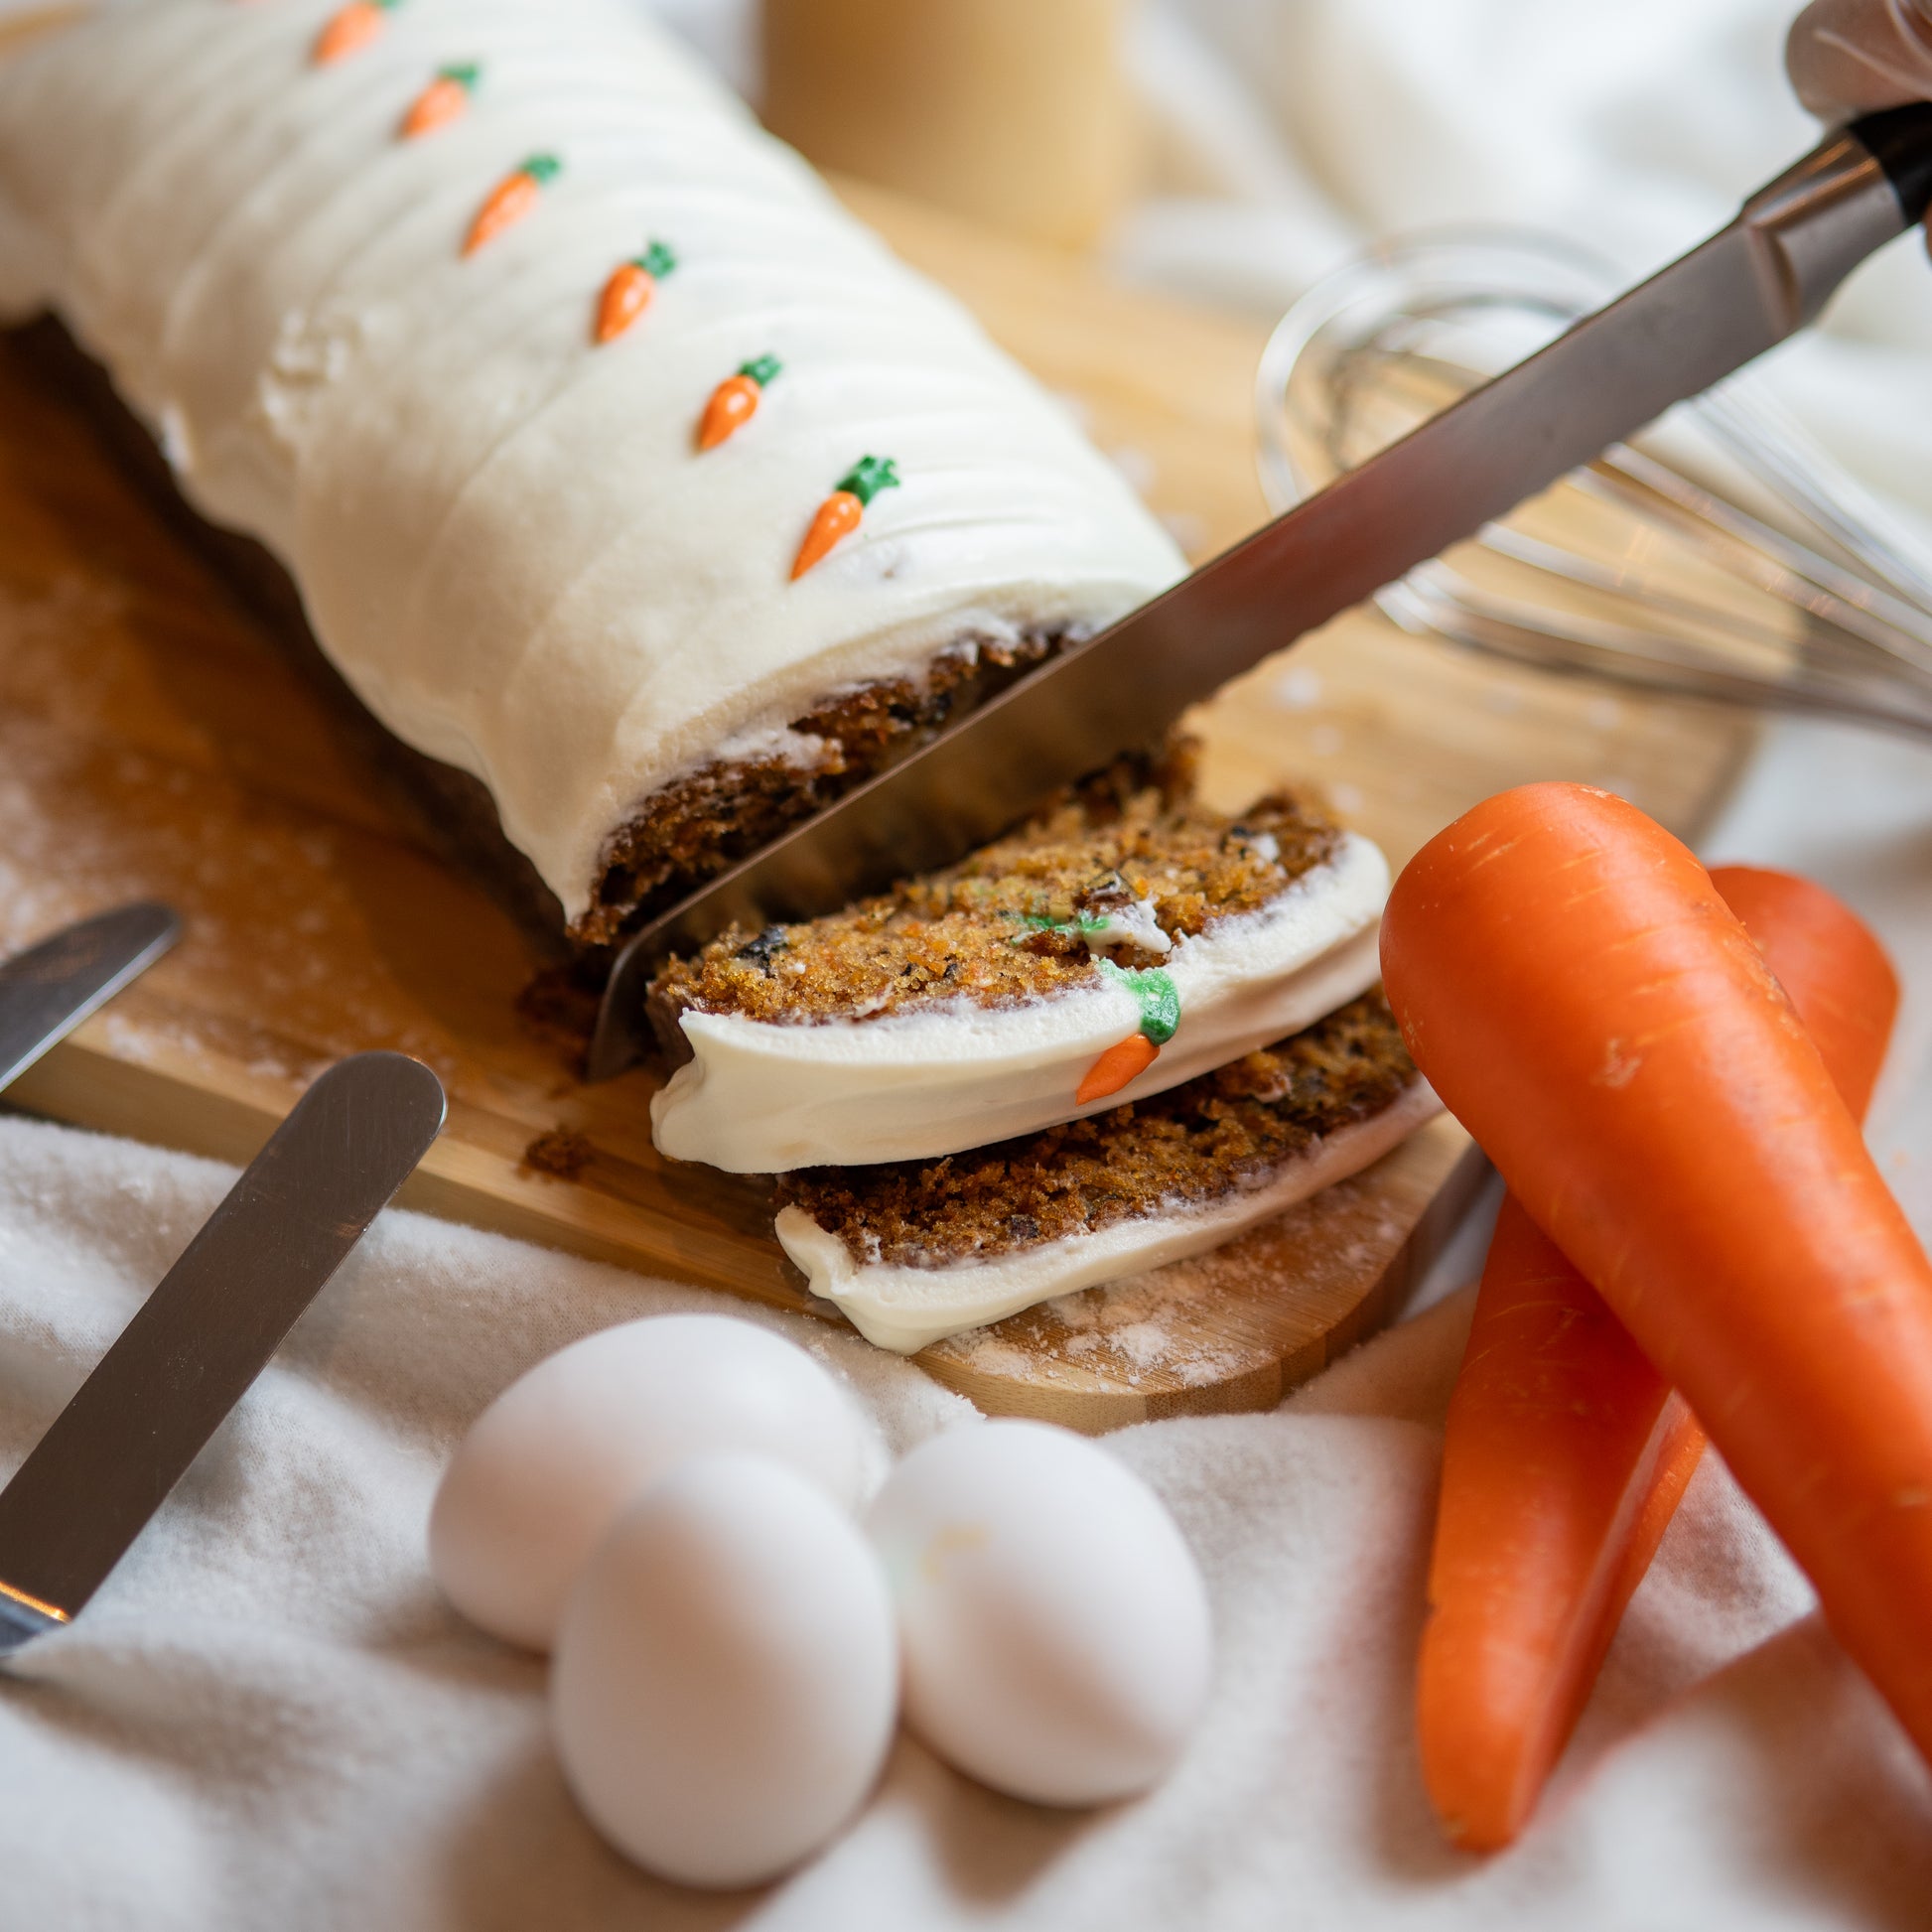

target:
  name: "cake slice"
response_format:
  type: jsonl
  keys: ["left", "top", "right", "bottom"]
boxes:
{"left": 772, "top": 991, "right": 1439, "bottom": 1351}
{"left": 648, "top": 748, "right": 1389, "bottom": 1172}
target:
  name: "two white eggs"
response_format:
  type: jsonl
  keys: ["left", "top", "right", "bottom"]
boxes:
{"left": 430, "top": 1313, "right": 1213, "bottom": 1889}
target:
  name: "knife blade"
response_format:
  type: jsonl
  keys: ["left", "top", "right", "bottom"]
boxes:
{"left": 0, "top": 902, "right": 181, "bottom": 1094}
{"left": 587, "top": 103, "right": 1932, "bottom": 1079}
{"left": 0, "top": 1050, "right": 447, "bottom": 1652}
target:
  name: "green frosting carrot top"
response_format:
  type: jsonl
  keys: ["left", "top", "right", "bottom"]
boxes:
{"left": 1099, "top": 959, "right": 1180, "bottom": 1045}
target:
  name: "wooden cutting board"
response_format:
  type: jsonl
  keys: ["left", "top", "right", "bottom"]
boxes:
{"left": 0, "top": 125, "right": 1754, "bottom": 1427}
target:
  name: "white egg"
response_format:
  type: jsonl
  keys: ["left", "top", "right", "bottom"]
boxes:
{"left": 552, "top": 1452, "right": 898, "bottom": 1889}
{"left": 867, "top": 1419, "right": 1212, "bottom": 1807}
{"left": 430, "top": 1313, "right": 870, "bottom": 1650}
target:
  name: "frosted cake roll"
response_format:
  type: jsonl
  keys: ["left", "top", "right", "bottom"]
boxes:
{"left": 0, "top": 0, "right": 1183, "bottom": 938}
{"left": 773, "top": 992, "right": 1441, "bottom": 1353}
{"left": 647, "top": 750, "right": 1391, "bottom": 1171}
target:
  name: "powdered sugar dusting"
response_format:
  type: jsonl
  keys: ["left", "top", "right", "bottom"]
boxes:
{"left": 0, "top": 544, "right": 494, "bottom": 1101}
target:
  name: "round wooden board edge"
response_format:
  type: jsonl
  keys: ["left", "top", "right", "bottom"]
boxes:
{"left": 910, "top": 1118, "right": 1488, "bottom": 1432}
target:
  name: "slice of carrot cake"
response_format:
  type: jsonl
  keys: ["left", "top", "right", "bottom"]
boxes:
{"left": 773, "top": 991, "right": 1439, "bottom": 1351}
{"left": 648, "top": 748, "right": 1390, "bottom": 1172}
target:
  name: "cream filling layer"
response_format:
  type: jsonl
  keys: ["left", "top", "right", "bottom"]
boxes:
{"left": 650, "top": 832, "right": 1389, "bottom": 1173}
{"left": 776, "top": 1078, "right": 1443, "bottom": 1353}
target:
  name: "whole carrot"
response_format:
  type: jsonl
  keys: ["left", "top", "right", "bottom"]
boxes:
{"left": 1384, "top": 783, "right": 1932, "bottom": 1773}
{"left": 314, "top": 0, "right": 396, "bottom": 67}
{"left": 696, "top": 354, "right": 782, "bottom": 450}
{"left": 594, "top": 239, "right": 677, "bottom": 345}
{"left": 1417, "top": 863, "right": 1899, "bottom": 1850}
{"left": 1713, "top": 864, "right": 1897, "bottom": 1119}
{"left": 463, "top": 154, "right": 561, "bottom": 257}
{"left": 790, "top": 455, "right": 898, "bottom": 579}
{"left": 402, "top": 63, "right": 479, "bottom": 141}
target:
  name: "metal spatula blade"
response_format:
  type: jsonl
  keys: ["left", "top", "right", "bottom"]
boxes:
{"left": 0, "top": 1051, "right": 447, "bottom": 1652}
{"left": 0, "top": 902, "right": 181, "bottom": 1093}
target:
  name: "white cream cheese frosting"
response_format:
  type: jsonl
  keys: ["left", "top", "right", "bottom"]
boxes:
{"left": 0, "top": 0, "right": 1183, "bottom": 921}
{"left": 776, "top": 1078, "right": 1443, "bottom": 1352}
{"left": 649, "top": 830, "right": 1390, "bottom": 1172}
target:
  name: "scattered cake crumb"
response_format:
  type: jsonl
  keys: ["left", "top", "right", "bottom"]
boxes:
{"left": 523, "top": 1128, "right": 596, "bottom": 1181}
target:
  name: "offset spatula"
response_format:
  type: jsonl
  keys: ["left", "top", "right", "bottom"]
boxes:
{"left": 589, "top": 102, "right": 1932, "bottom": 1078}
{"left": 0, "top": 1051, "right": 447, "bottom": 1652}
{"left": 0, "top": 901, "right": 181, "bottom": 1093}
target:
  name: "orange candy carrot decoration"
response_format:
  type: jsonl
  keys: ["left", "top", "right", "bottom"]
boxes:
{"left": 791, "top": 455, "right": 899, "bottom": 579}
{"left": 1417, "top": 863, "right": 1898, "bottom": 1851}
{"left": 1076, "top": 1034, "right": 1159, "bottom": 1105}
{"left": 697, "top": 354, "right": 782, "bottom": 449}
{"left": 401, "top": 63, "right": 479, "bottom": 140}
{"left": 1383, "top": 783, "right": 1932, "bottom": 1781}
{"left": 593, "top": 239, "right": 677, "bottom": 345}
{"left": 314, "top": 0, "right": 397, "bottom": 67}
{"left": 1076, "top": 962, "right": 1179, "bottom": 1104}
{"left": 463, "top": 154, "right": 561, "bottom": 257}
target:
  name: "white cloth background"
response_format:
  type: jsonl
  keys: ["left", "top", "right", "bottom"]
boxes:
{"left": 3, "top": 0, "right": 1932, "bottom": 1925}
{"left": 5, "top": 1113, "right": 1931, "bottom": 1931}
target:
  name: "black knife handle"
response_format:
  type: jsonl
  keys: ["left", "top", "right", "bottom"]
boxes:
{"left": 1850, "top": 102, "right": 1932, "bottom": 227}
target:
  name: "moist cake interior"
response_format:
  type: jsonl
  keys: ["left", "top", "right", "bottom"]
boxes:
{"left": 778, "top": 990, "right": 1417, "bottom": 1268}
{"left": 648, "top": 741, "right": 1343, "bottom": 1039}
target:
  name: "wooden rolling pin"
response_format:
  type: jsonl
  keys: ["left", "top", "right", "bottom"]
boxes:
{"left": 760, "top": 0, "right": 1134, "bottom": 250}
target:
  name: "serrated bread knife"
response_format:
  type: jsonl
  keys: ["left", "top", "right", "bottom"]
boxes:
{"left": 589, "top": 102, "right": 1932, "bottom": 1078}
{"left": 0, "top": 1050, "right": 447, "bottom": 1653}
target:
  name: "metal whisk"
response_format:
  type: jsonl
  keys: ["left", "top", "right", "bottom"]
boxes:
{"left": 1256, "top": 228, "right": 1932, "bottom": 738}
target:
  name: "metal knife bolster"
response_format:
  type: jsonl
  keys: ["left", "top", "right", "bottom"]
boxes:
{"left": 1740, "top": 114, "right": 1925, "bottom": 328}
{"left": 587, "top": 103, "right": 1932, "bottom": 1080}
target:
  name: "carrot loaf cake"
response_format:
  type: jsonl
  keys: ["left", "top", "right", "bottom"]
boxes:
{"left": 648, "top": 749, "right": 1390, "bottom": 1171}
{"left": 773, "top": 992, "right": 1440, "bottom": 1351}
{"left": 0, "top": 0, "right": 1182, "bottom": 940}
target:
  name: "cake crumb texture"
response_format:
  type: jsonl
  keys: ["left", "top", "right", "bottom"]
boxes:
{"left": 651, "top": 741, "right": 1341, "bottom": 1029}
{"left": 777, "top": 991, "right": 1416, "bottom": 1267}
{"left": 582, "top": 632, "right": 1060, "bottom": 944}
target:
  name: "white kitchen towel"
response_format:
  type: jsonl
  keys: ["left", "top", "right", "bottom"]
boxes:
{"left": 1, "top": 1106, "right": 1929, "bottom": 1931}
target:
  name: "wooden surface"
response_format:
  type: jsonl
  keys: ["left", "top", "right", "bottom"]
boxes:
{"left": 0, "top": 124, "right": 1755, "bottom": 1426}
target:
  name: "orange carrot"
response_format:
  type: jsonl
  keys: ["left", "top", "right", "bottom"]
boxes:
{"left": 1713, "top": 864, "right": 1898, "bottom": 1119}
{"left": 1417, "top": 862, "right": 1899, "bottom": 1850}
{"left": 1384, "top": 782, "right": 1932, "bottom": 1775}
{"left": 463, "top": 154, "right": 560, "bottom": 258}
{"left": 1419, "top": 1200, "right": 1705, "bottom": 1850}
{"left": 791, "top": 455, "right": 898, "bottom": 579}
{"left": 1076, "top": 1034, "right": 1160, "bottom": 1105}
{"left": 594, "top": 239, "right": 677, "bottom": 345}
{"left": 697, "top": 354, "right": 782, "bottom": 450}
{"left": 401, "top": 63, "right": 478, "bottom": 140}
{"left": 314, "top": 0, "right": 395, "bottom": 66}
